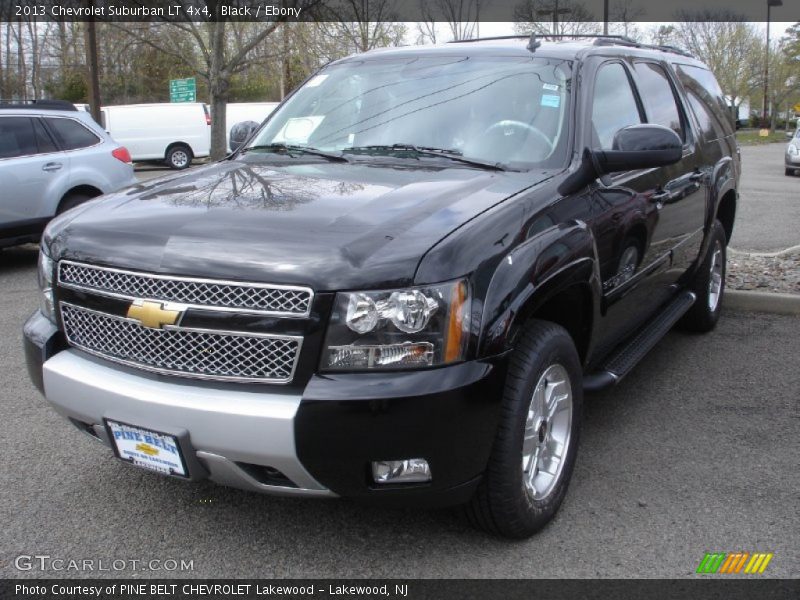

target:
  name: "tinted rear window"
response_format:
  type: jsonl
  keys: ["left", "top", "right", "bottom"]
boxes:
{"left": 45, "top": 117, "right": 101, "bottom": 150}
{"left": 33, "top": 118, "right": 58, "bottom": 153}
{"left": 0, "top": 117, "right": 37, "bottom": 159}
{"left": 675, "top": 64, "right": 734, "bottom": 139}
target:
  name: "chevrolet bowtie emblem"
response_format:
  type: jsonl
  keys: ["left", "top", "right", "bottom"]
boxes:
{"left": 135, "top": 442, "right": 159, "bottom": 457}
{"left": 127, "top": 300, "right": 182, "bottom": 329}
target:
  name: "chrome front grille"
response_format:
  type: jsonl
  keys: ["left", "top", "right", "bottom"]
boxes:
{"left": 58, "top": 260, "right": 312, "bottom": 317}
{"left": 60, "top": 303, "right": 302, "bottom": 384}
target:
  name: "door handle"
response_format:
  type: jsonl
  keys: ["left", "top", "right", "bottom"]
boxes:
{"left": 42, "top": 162, "right": 63, "bottom": 172}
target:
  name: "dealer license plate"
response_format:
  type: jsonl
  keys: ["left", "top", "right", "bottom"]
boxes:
{"left": 106, "top": 420, "right": 188, "bottom": 478}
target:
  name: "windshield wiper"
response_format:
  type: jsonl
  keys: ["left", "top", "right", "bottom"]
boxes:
{"left": 242, "top": 143, "right": 348, "bottom": 163}
{"left": 343, "top": 144, "right": 506, "bottom": 171}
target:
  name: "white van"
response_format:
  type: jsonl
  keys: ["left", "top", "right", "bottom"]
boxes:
{"left": 225, "top": 102, "right": 279, "bottom": 151}
{"left": 101, "top": 103, "right": 211, "bottom": 169}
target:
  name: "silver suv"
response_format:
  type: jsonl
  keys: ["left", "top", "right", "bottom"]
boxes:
{"left": 0, "top": 101, "right": 137, "bottom": 248}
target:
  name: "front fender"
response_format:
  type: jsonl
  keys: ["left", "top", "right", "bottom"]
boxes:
{"left": 478, "top": 221, "right": 601, "bottom": 358}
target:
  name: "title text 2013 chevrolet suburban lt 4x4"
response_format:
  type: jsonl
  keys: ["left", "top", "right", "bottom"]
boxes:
{"left": 25, "top": 36, "right": 739, "bottom": 538}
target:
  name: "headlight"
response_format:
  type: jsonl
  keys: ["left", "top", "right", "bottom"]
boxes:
{"left": 37, "top": 247, "right": 55, "bottom": 322}
{"left": 789, "top": 144, "right": 799, "bottom": 156}
{"left": 322, "top": 279, "right": 470, "bottom": 371}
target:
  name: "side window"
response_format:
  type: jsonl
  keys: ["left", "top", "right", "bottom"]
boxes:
{"left": 675, "top": 64, "right": 734, "bottom": 139}
{"left": 0, "top": 117, "right": 38, "bottom": 159}
{"left": 633, "top": 62, "right": 684, "bottom": 142}
{"left": 591, "top": 62, "right": 642, "bottom": 150}
{"left": 33, "top": 118, "right": 58, "bottom": 154}
{"left": 44, "top": 118, "right": 101, "bottom": 151}
{"left": 684, "top": 90, "right": 723, "bottom": 142}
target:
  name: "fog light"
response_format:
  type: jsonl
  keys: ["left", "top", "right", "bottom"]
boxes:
{"left": 372, "top": 459, "right": 431, "bottom": 484}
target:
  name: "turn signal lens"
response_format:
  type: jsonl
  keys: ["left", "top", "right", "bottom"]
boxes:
{"left": 445, "top": 280, "right": 468, "bottom": 363}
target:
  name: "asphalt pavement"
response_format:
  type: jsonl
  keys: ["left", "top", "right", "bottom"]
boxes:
{"left": 1, "top": 244, "right": 797, "bottom": 579}
{"left": 731, "top": 143, "right": 800, "bottom": 253}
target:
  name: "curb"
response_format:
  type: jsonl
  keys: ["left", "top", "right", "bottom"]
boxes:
{"left": 729, "top": 244, "right": 800, "bottom": 258}
{"left": 725, "top": 290, "right": 800, "bottom": 316}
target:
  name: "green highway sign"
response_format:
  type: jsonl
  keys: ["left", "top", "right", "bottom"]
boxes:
{"left": 170, "top": 77, "right": 196, "bottom": 103}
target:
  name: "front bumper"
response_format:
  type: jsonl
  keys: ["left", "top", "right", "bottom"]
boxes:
{"left": 24, "top": 311, "right": 507, "bottom": 507}
{"left": 786, "top": 151, "right": 800, "bottom": 166}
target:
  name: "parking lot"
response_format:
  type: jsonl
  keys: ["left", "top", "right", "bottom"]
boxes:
{"left": 1, "top": 145, "right": 798, "bottom": 579}
{"left": 732, "top": 143, "right": 800, "bottom": 253}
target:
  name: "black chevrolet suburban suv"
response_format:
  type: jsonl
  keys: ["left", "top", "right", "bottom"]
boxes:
{"left": 25, "top": 36, "right": 739, "bottom": 538}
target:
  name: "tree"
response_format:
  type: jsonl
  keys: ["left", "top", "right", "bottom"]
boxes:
{"left": 648, "top": 24, "right": 676, "bottom": 47}
{"left": 783, "top": 22, "right": 800, "bottom": 63}
{"left": 672, "top": 13, "right": 763, "bottom": 115}
{"left": 417, "top": 0, "right": 481, "bottom": 44}
{"left": 608, "top": 0, "right": 643, "bottom": 41}
{"left": 317, "top": 0, "right": 406, "bottom": 54}
{"left": 119, "top": 0, "right": 322, "bottom": 160}
{"left": 513, "top": 0, "right": 598, "bottom": 37}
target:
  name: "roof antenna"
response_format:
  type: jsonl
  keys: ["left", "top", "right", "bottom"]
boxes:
{"left": 527, "top": 32, "right": 540, "bottom": 52}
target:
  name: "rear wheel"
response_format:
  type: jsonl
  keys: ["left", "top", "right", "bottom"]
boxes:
{"left": 165, "top": 145, "right": 192, "bottom": 170}
{"left": 57, "top": 192, "right": 93, "bottom": 215}
{"left": 787, "top": 168, "right": 797, "bottom": 177}
{"left": 464, "top": 319, "right": 582, "bottom": 538}
{"left": 680, "top": 219, "right": 726, "bottom": 332}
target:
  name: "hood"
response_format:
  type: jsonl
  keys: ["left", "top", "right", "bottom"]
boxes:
{"left": 47, "top": 158, "right": 547, "bottom": 290}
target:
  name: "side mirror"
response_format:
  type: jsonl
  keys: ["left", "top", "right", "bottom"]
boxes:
{"left": 229, "top": 120, "right": 259, "bottom": 153}
{"left": 558, "top": 124, "right": 683, "bottom": 195}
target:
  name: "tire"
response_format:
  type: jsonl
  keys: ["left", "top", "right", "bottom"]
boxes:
{"left": 787, "top": 168, "right": 797, "bottom": 177}
{"left": 165, "top": 145, "right": 192, "bottom": 170}
{"left": 57, "top": 193, "right": 92, "bottom": 215}
{"left": 679, "top": 219, "right": 726, "bottom": 333}
{"left": 464, "top": 319, "right": 583, "bottom": 538}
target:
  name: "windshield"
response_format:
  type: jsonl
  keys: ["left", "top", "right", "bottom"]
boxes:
{"left": 246, "top": 55, "right": 572, "bottom": 170}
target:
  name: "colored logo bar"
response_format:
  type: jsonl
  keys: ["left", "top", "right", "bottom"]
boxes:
{"left": 696, "top": 552, "right": 773, "bottom": 574}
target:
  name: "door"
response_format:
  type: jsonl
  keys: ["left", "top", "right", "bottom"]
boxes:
{"left": 585, "top": 59, "right": 705, "bottom": 348}
{"left": 630, "top": 60, "right": 707, "bottom": 283}
{"left": 0, "top": 116, "right": 67, "bottom": 231}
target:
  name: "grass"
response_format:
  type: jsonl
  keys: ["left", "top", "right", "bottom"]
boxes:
{"left": 735, "top": 129, "right": 793, "bottom": 145}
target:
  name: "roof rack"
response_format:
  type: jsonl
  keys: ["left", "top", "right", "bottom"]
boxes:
{"left": 448, "top": 33, "right": 694, "bottom": 58}
{"left": 0, "top": 99, "right": 78, "bottom": 111}
{"left": 447, "top": 35, "right": 528, "bottom": 44}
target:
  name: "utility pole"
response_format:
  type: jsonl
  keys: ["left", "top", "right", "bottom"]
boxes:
{"left": 603, "top": 0, "right": 609, "bottom": 35}
{"left": 84, "top": 0, "right": 101, "bottom": 123}
{"left": 763, "top": 0, "right": 783, "bottom": 124}
{"left": 536, "top": 1, "right": 572, "bottom": 36}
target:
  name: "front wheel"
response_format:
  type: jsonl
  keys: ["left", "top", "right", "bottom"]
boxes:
{"left": 464, "top": 320, "right": 582, "bottom": 538}
{"left": 679, "top": 219, "right": 726, "bottom": 332}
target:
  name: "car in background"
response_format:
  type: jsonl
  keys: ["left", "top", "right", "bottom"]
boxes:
{"left": 225, "top": 102, "right": 279, "bottom": 152}
{"left": 0, "top": 100, "right": 136, "bottom": 249}
{"left": 100, "top": 103, "right": 211, "bottom": 169}
{"left": 786, "top": 128, "right": 800, "bottom": 176}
